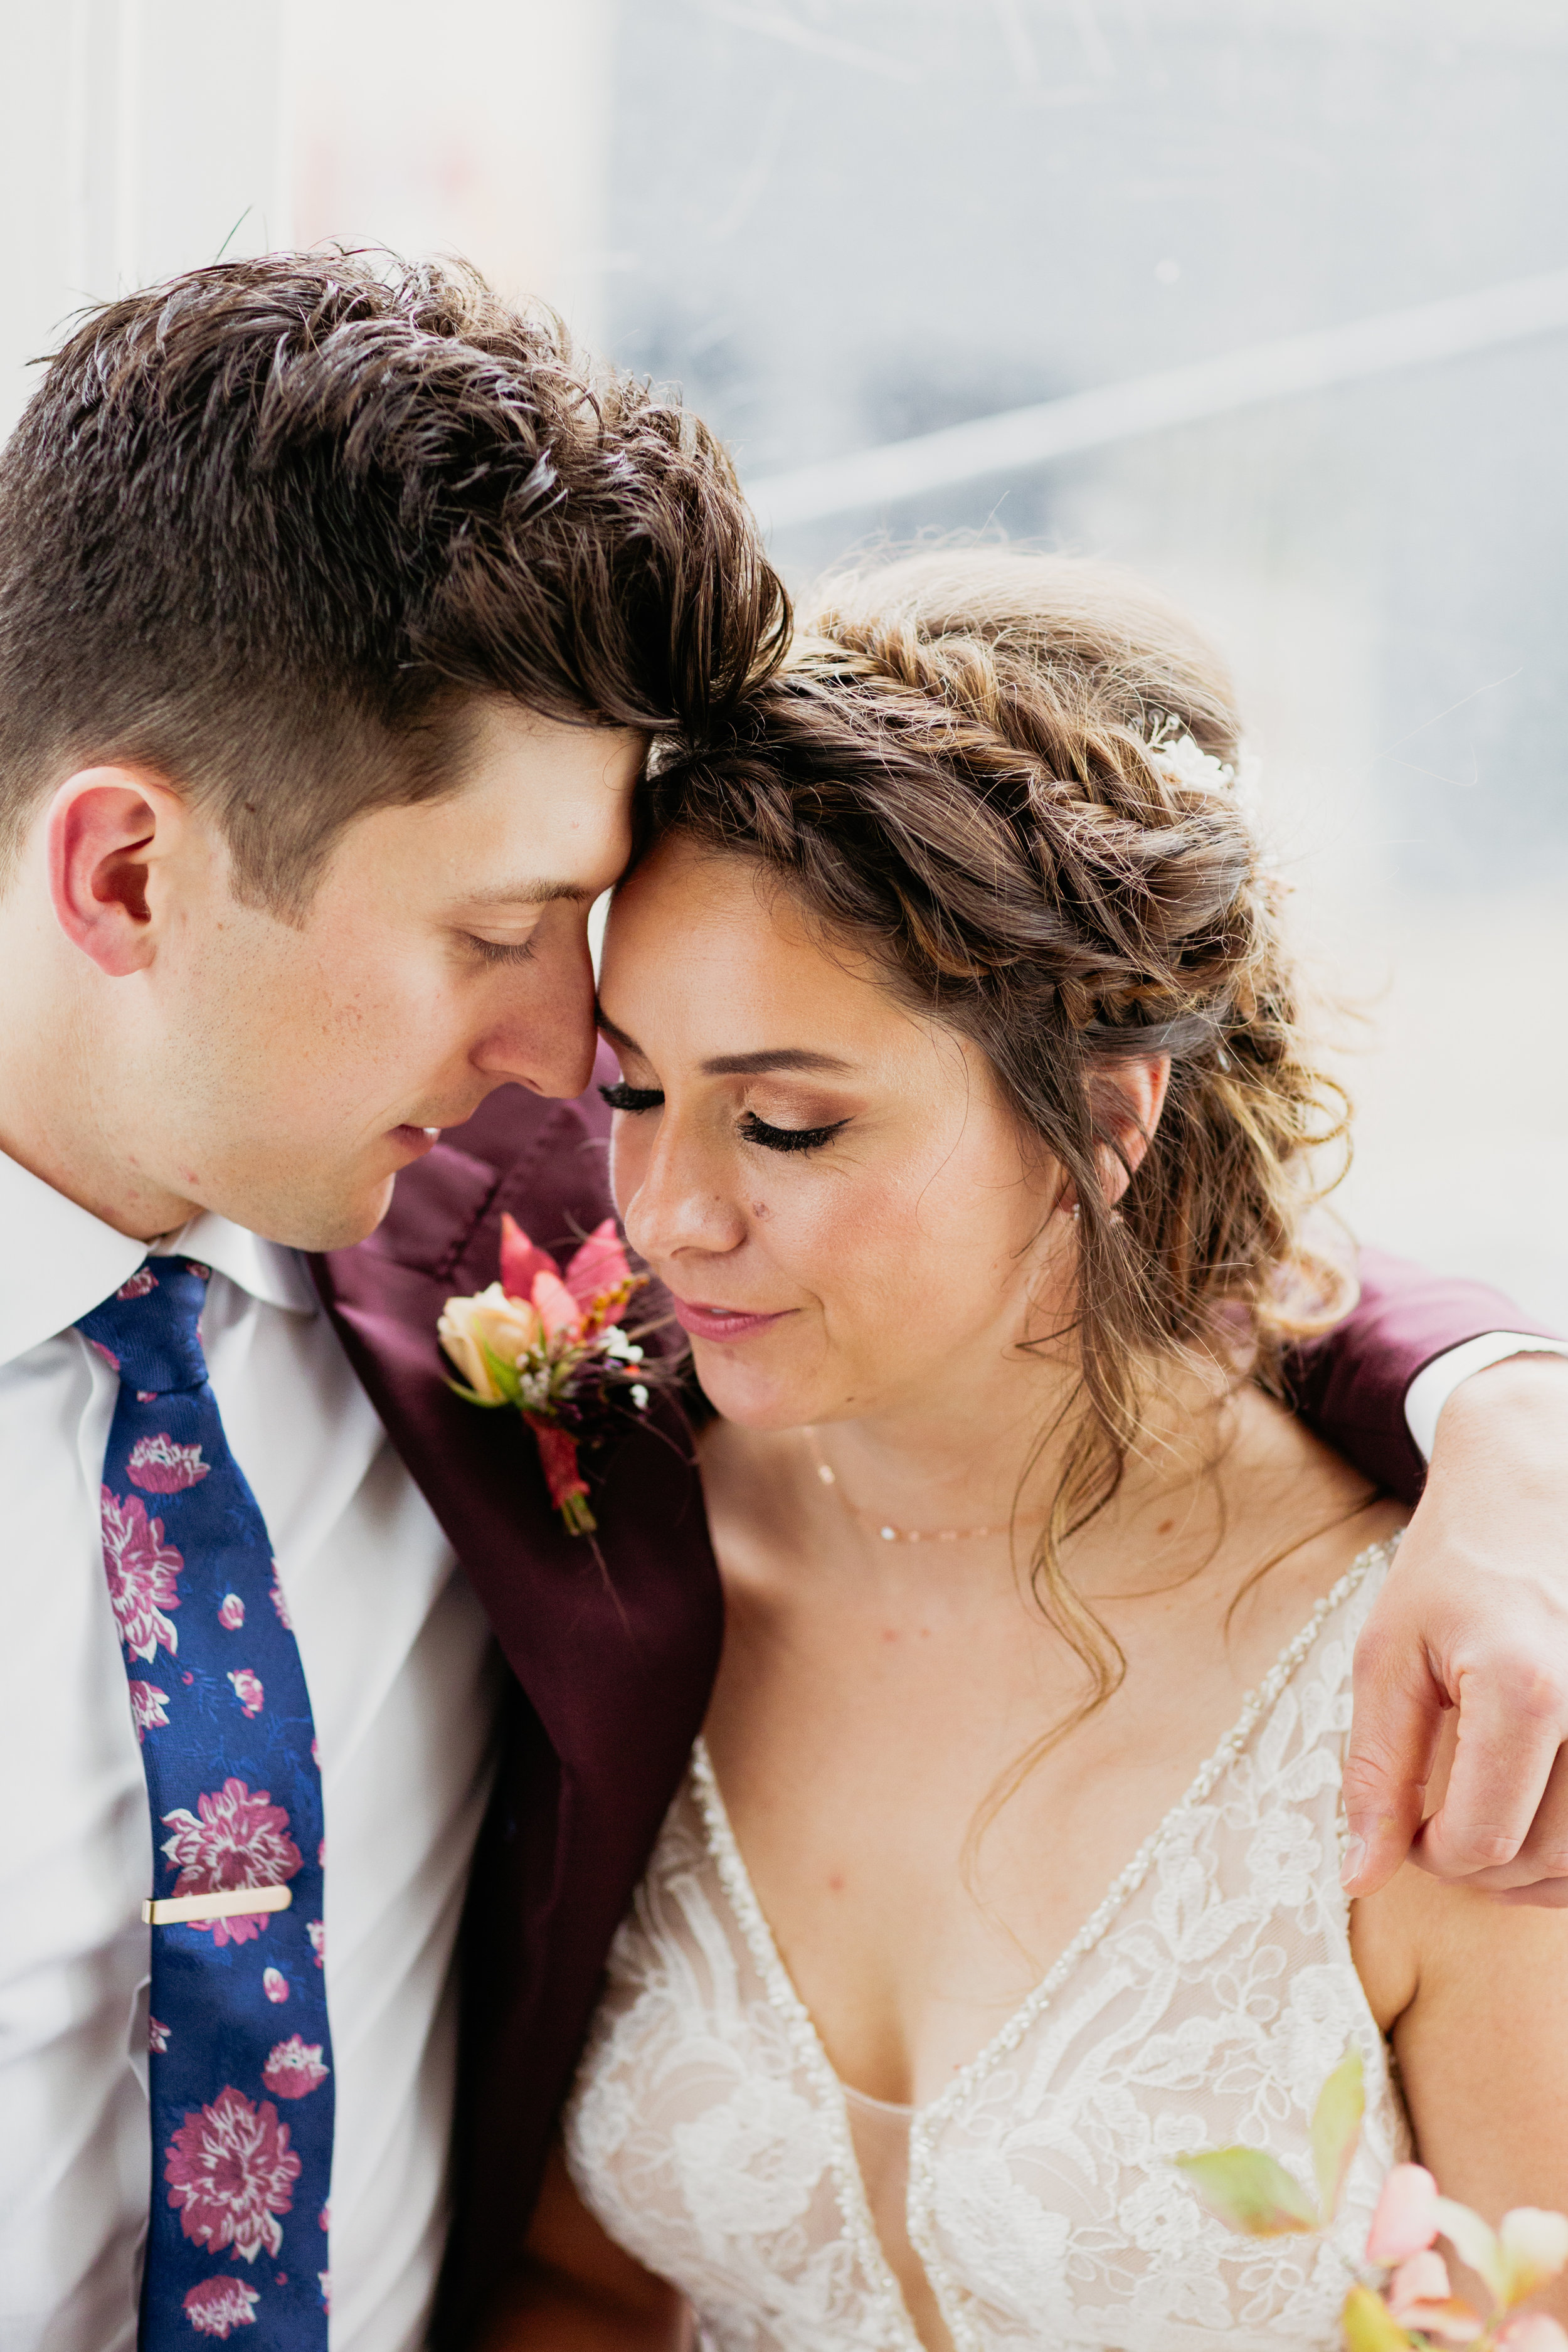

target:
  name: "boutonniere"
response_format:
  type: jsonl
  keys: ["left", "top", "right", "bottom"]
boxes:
{"left": 438, "top": 1214, "right": 654, "bottom": 1535}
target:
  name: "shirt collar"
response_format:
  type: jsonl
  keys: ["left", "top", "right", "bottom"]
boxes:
{"left": 0, "top": 1147, "right": 317, "bottom": 1369}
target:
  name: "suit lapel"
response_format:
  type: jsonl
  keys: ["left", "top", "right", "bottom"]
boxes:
{"left": 310, "top": 1091, "right": 722, "bottom": 1915}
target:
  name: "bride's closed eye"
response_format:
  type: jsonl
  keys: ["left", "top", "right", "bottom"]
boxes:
{"left": 598, "top": 1081, "right": 849, "bottom": 1157}
{"left": 736, "top": 1111, "right": 849, "bottom": 1155}
{"left": 600, "top": 1081, "right": 664, "bottom": 1114}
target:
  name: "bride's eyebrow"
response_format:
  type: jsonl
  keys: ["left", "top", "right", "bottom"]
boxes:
{"left": 595, "top": 1010, "right": 854, "bottom": 1083}
{"left": 596, "top": 1007, "right": 642, "bottom": 1058}
{"left": 698, "top": 1048, "right": 854, "bottom": 1077}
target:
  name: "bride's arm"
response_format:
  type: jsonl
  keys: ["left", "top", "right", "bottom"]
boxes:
{"left": 471, "top": 2145, "right": 692, "bottom": 2350}
{"left": 1352, "top": 1836, "right": 1568, "bottom": 2323}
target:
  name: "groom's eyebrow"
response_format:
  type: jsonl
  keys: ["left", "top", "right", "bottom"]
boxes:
{"left": 461, "top": 879, "right": 598, "bottom": 909}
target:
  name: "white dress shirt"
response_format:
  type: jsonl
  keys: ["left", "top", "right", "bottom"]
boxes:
{"left": 0, "top": 1147, "right": 502, "bottom": 2352}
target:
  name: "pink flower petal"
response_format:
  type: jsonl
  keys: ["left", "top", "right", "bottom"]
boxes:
{"left": 531, "top": 1269, "right": 581, "bottom": 1340}
{"left": 1387, "top": 2252, "right": 1451, "bottom": 2316}
{"left": 564, "top": 1217, "right": 630, "bottom": 1312}
{"left": 1496, "top": 2318, "right": 1568, "bottom": 2352}
{"left": 1367, "top": 2163, "right": 1442, "bottom": 2266}
{"left": 498, "top": 1212, "right": 558, "bottom": 1302}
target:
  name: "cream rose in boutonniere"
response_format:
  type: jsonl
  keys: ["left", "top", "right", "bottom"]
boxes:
{"left": 438, "top": 1214, "right": 657, "bottom": 1535}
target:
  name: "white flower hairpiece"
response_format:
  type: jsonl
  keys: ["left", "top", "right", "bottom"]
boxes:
{"left": 1144, "top": 712, "right": 1260, "bottom": 811}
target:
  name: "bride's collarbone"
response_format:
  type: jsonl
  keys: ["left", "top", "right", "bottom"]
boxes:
{"left": 701, "top": 1491, "right": 1405, "bottom": 2111}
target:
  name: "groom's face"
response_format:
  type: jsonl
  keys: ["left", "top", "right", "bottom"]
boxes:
{"left": 125, "top": 702, "right": 641, "bottom": 1249}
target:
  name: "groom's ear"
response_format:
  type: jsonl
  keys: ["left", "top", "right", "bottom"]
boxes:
{"left": 46, "top": 766, "right": 206, "bottom": 977}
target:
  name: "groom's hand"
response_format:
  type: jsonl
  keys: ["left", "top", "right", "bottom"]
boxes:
{"left": 1342, "top": 1352, "right": 1568, "bottom": 1905}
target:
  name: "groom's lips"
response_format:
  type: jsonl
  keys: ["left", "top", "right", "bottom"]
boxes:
{"left": 388, "top": 1124, "right": 443, "bottom": 1159}
{"left": 669, "top": 1297, "right": 793, "bottom": 1344}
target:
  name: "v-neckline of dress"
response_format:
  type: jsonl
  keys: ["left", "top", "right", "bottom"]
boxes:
{"left": 688, "top": 1537, "right": 1393, "bottom": 2352}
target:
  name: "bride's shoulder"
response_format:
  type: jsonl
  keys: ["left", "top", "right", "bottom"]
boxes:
{"left": 1219, "top": 1383, "right": 1410, "bottom": 1658}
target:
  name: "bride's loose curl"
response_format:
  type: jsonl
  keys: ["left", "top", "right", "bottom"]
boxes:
{"left": 645, "top": 549, "right": 1351, "bottom": 1734}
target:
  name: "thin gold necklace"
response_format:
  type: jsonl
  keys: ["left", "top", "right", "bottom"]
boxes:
{"left": 805, "top": 1431, "right": 1042, "bottom": 1545}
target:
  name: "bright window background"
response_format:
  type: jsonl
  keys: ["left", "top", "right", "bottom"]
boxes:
{"left": 4, "top": 0, "right": 1564, "bottom": 1322}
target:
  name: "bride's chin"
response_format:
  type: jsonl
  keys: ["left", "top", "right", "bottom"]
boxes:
{"left": 691, "top": 1360, "right": 820, "bottom": 1434}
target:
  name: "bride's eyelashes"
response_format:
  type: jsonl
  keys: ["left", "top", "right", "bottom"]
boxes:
{"left": 600, "top": 1081, "right": 664, "bottom": 1114}
{"left": 598, "top": 1081, "right": 850, "bottom": 1157}
{"left": 736, "top": 1111, "right": 849, "bottom": 1155}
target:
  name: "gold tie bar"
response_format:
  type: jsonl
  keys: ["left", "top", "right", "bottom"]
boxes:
{"left": 142, "top": 1885, "right": 293, "bottom": 1926}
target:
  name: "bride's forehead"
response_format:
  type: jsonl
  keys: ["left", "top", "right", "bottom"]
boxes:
{"left": 612, "top": 843, "right": 868, "bottom": 988}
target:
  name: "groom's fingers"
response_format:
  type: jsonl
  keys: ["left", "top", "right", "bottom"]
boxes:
{"left": 1340, "top": 1606, "right": 1446, "bottom": 1895}
{"left": 1413, "top": 1655, "right": 1567, "bottom": 1882}
{"left": 1422, "top": 1735, "right": 1568, "bottom": 1899}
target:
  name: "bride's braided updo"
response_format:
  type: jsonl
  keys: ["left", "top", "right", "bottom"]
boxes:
{"left": 645, "top": 549, "right": 1349, "bottom": 1707}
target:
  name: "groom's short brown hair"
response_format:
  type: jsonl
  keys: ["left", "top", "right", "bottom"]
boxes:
{"left": 0, "top": 252, "right": 787, "bottom": 912}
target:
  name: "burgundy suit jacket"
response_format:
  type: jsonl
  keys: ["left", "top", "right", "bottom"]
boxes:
{"left": 313, "top": 1078, "right": 1559, "bottom": 2344}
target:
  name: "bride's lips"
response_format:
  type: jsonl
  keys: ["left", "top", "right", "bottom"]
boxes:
{"left": 669, "top": 1298, "right": 793, "bottom": 1344}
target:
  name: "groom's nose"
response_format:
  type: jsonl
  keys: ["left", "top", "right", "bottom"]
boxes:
{"left": 471, "top": 921, "right": 600, "bottom": 1101}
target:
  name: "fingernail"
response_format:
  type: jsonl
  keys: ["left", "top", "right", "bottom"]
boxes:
{"left": 1340, "top": 1835, "right": 1367, "bottom": 1890}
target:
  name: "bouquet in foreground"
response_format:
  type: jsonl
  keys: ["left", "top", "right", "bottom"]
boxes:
{"left": 438, "top": 1214, "right": 654, "bottom": 1535}
{"left": 1177, "top": 2049, "right": 1568, "bottom": 2350}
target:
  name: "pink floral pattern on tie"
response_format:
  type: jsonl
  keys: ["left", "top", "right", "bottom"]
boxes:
{"left": 262, "top": 2035, "right": 329, "bottom": 2100}
{"left": 159, "top": 1779, "right": 302, "bottom": 1946}
{"left": 268, "top": 1577, "right": 292, "bottom": 1631}
{"left": 181, "top": 2276, "right": 260, "bottom": 2337}
{"left": 149, "top": 2016, "right": 171, "bottom": 2054}
{"left": 117, "top": 1268, "right": 159, "bottom": 1300}
{"left": 228, "top": 1670, "right": 264, "bottom": 1719}
{"left": 307, "top": 1919, "right": 325, "bottom": 1969}
{"left": 129, "top": 1680, "right": 171, "bottom": 1741}
{"left": 218, "top": 1594, "right": 245, "bottom": 1630}
{"left": 127, "top": 1434, "right": 211, "bottom": 1493}
{"left": 165, "top": 2087, "right": 300, "bottom": 2262}
{"left": 262, "top": 1969, "right": 289, "bottom": 2004}
{"left": 102, "top": 1489, "right": 183, "bottom": 1660}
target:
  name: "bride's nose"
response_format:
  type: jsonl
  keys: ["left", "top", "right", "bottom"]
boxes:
{"left": 617, "top": 1116, "right": 750, "bottom": 1269}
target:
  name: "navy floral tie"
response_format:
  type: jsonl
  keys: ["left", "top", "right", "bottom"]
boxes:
{"left": 78, "top": 1258, "right": 334, "bottom": 2349}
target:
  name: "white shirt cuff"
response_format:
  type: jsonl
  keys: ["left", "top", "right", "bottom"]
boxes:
{"left": 1404, "top": 1332, "right": 1568, "bottom": 1461}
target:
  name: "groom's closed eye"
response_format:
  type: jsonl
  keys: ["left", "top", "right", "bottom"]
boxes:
{"left": 600, "top": 1080, "right": 663, "bottom": 1113}
{"left": 465, "top": 935, "right": 538, "bottom": 967}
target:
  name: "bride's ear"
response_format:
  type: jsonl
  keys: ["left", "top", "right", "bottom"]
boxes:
{"left": 1082, "top": 1053, "right": 1172, "bottom": 1210}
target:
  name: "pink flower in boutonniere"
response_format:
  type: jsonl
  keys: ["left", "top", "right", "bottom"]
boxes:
{"left": 438, "top": 1214, "right": 655, "bottom": 1537}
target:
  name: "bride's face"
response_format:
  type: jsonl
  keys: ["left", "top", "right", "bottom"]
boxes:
{"left": 597, "top": 834, "right": 1067, "bottom": 1432}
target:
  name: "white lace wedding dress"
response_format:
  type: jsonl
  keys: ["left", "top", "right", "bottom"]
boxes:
{"left": 563, "top": 1540, "right": 1409, "bottom": 2351}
